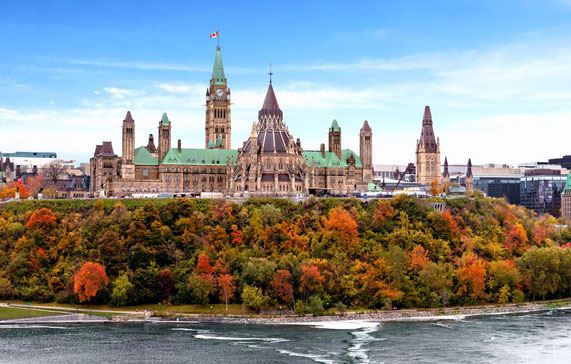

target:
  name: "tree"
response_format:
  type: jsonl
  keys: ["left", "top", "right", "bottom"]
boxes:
{"left": 430, "top": 179, "right": 442, "bottom": 197}
{"left": 195, "top": 254, "right": 215, "bottom": 277}
{"left": 323, "top": 207, "right": 359, "bottom": 252}
{"left": 456, "top": 253, "right": 487, "bottom": 301}
{"left": 28, "top": 175, "right": 45, "bottom": 198}
{"left": 217, "top": 274, "right": 236, "bottom": 311}
{"left": 0, "top": 182, "right": 29, "bottom": 199}
{"left": 26, "top": 208, "right": 57, "bottom": 231}
{"left": 158, "top": 269, "right": 175, "bottom": 300}
{"left": 187, "top": 274, "right": 214, "bottom": 305}
{"left": 241, "top": 284, "right": 264, "bottom": 312}
{"left": 110, "top": 273, "right": 134, "bottom": 306}
{"left": 270, "top": 269, "right": 295, "bottom": 307}
{"left": 42, "top": 159, "right": 67, "bottom": 187}
{"left": 73, "top": 262, "right": 109, "bottom": 303}
{"left": 300, "top": 265, "right": 324, "bottom": 300}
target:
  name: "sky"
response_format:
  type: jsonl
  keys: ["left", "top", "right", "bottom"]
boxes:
{"left": 1, "top": 0, "right": 571, "bottom": 166}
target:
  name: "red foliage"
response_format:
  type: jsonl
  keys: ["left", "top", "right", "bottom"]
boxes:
{"left": 217, "top": 274, "right": 236, "bottom": 310}
{"left": 373, "top": 200, "right": 394, "bottom": 226}
{"left": 271, "top": 269, "right": 294, "bottom": 304}
{"left": 456, "top": 254, "right": 487, "bottom": 300}
{"left": 195, "top": 254, "right": 215, "bottom": 278}
{"left": 26, "top": 208, "right": 57, "bottom": 231}
{"left": 300, "top": 265, "right": 324, "bottom": 297}
{"left": 73, "top": 262, "right": 109, "bottom": 302}
{"left": 230, "top": 225, "right": 244, "bottom": 245}
{"left": 158, "top": 269, "right": 174, "bottom": 299}
{"left": 323, "top": 207, "right": 359, "bottom": 249}
{"left": 506, "top": 223, "right": 528, "bottom": 253}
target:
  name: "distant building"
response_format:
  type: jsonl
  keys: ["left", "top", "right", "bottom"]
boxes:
{"left": 0, "top": 151, "right": 57, "bottom": 170}
{"left": 415, "top": 106, "right": 441, "bottom": 185}
{"left": 520, "top": 169, "right": 567, "bottom": 216}
{"left": 473, "top": 175, "right": 522, "bottom": 204}
{"left": 561, "top": 173, "right": 571, "bottom": 221}
{"left": 548, "top": 155, "right": 571, "bottom": 170}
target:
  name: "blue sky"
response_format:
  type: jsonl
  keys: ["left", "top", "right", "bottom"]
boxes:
{"left": 2, "top": 0, "right": 571, "bottom": 165}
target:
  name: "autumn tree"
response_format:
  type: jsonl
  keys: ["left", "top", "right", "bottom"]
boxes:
{"left": 270, "top": 269, "right": 295, "bottom": 308}
{"left": 73, "top": 262, "right": 109, "bottom": 303}
{"left": 300, "top": 264, "right": 324, "bottom": 300}
{"left": 323, "top": 207, "right": 359, "bottom": 252}
{"left": 217, "top": 274, "right": 236, "bottom": 311}
{"left": 26, "top": 208, "right": 57, "bottom": 231}
{"left": 430, "top": 179, "right": 442, "bottom": 197}
{"left": 456, "top": 253, "right": 487, "bottom": 301}
{"left": 28, "top": 175, "right": 45, "bottom": 198}
{"left": 42, "top": 159, "right": 67, "bottom": 188}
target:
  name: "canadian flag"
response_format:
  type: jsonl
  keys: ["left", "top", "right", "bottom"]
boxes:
{"left": 210, "top": 31, "right": 219, "bottom": 39}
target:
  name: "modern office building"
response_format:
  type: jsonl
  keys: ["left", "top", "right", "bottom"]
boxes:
{"left": 473, "top": 175, "right": 522, "bottom": 205}
{"left": 520, "top": 169, "right": 567, "bottom": 216}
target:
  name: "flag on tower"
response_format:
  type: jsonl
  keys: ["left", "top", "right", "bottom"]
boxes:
{"left": 210, "top": 31, "right": 219, "bottom": 39}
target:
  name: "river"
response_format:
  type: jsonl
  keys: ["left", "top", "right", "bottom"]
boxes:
{"left": 0, "top": 309, "right": 569, "bottom": 363}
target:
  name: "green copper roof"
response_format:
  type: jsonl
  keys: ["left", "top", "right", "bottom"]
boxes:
{"left": 564, "top": 173, "right": 571, "bottom": 194}
{"left": 161, "top": 113, "right": 170, "bottom": 125}
{"left": 162, "top": 147, "right": 238, "bottom": 166}
{"left": 368, "top": 182, "right": 382, "bottom": 191}
{"left": 331, "top": 119, "right": 340, "bottom": 131}
{"left": 215, "top": 135, "right": 224, "bottom": 148}
{"left": 303, "top": 149, "right": 362, "bottom": 168}
{"left": 212, "top": 45, "right": 226, "bottom": 85}
{"left": 208, "top": 139, "right": 215, "bottom": 149}
{"left": 134, "top": 146, "right": 159, "bottom": 166}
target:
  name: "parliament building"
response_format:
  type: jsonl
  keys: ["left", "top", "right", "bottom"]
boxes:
{"left": 90, "top": 45, "right": 373, "bottom": 197}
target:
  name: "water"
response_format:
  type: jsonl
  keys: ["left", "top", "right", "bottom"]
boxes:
{"left": 0, "top": 310, "right": 570, "bottom": 363}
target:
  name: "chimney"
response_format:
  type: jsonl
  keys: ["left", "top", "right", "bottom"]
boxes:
{"left": 320, "top": 143, "right": 326, "bottom": 158}
{"left": 177, "top": 139, "right": 182, "bottom": 153}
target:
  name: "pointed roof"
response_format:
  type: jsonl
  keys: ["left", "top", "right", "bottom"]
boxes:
{"left": 146, "top": 134, "right": 156, "bottom": 153}
{"left": 466, "top": 158, "right": 473, "bottom": 178}
{"left": 208, "top": 139, "right": 215, "bottom": 149}
{"left": 442, "top": 156, "right": 450, "bottom": 178}
{"left": 261, "top": 83, "right": 280, "bottom": 113}
{"left": 161, "top": 113, "right": 170, "bottom": 125}
{"left": 418, "top": 105, "right": 438, "bottom": 153}
{"left": 211, "top": 45, "right": 226, "bottom": 85}
{"left": 360, "top": 120, "right": 372, "bottom": 133}
{"left": 124, "top": 111, "right": 134, "bottom": 123}
{"left": 331, "top": 119, "right": 340, "bottom": 131}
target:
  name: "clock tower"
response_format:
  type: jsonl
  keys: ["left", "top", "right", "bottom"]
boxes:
{"left": 205, "top": 45, "right": 231, "bottom": 149}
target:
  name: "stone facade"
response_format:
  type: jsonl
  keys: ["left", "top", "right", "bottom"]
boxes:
{"left": 562, "top": 173, "right": 571, "bottom": 221}
{"left": 415, "top": 106, "right": 441, "bottom": 185}
{"left": 89, "top": 46, "right": 373, "bottom": 198}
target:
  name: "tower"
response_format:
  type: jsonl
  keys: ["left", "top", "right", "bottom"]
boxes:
{"left": 465, "top": 158, "right": 474, "bottom": 192}
{"left": 158, "top": 113, "right": 171, "bottom": 163}
{"left": 442, "top": 156, "right": 450, "bottom": 183}
{"left": 205, "top": 45, "right": 231, "bottom": 149}
{"left": 415, "top": 106, "right": 441, "bottom": 184}
{"left": 360, "top": 120, "right": 373, "bottom": 182}
{"left": 121, "top": 111, "right": 135, "bottom": 179}
{"left": 328, "top": 119, "right": 341, "bottom": 160}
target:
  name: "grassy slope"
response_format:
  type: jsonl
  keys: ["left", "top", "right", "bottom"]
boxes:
{"left": 0, "top": 306, "right": 63, "bottom": 320}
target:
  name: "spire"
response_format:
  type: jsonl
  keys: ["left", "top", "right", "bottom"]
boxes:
{"left": 466, "top": 158, "right": 473, "bottom": 178}
{"left": 418, "top": 105, "right": 437, "bottom": 152}
{"left": 360, "top": 120, "right": 372, "bottom": 133}
{"left": 250, "top": 122, "right": 258, "bottom": 138}
{"left": 146, "top": 134, "right": 156, "bottom": 153}
{"left": 161, "top": 113, "right": 170, "bottom": 125}
{"left": 211, "top": 45, "right": 226, "bottom": 85}
{"left": 124, "top": 111, "right": 134, "bottom": 123}
{"left": 269, "top": 61, "right": 273, "bottom": 84}
{"left": 331, "top": 119, "right": 340, "bottom": 131}
{"left": 258, "top": 83, "right": 282, "bottom": 121}
{"left": 442, "top": 156, "right": 449, "bottom": 178}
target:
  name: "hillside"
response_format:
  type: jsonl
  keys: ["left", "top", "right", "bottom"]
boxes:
{"left": 0, "top": 195, "right": 570, "bottom": 313}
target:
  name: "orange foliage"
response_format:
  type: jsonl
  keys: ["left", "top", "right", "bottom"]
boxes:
{"left": 456, "top": 254, "right": 487, "bottom": 300}
{"left": 28, "top": 175, "right": 45, "bottom": 197}
{"left": 323, "top": 207, "right": 359, "bottom": 249}
{"left": 26, "top": 208, "right": 57, "bottom": 231}
{"left": 506, "top": 223, "right": 528, "bottom": 253}
{"left": 410, "top": 245, "right": 429, "bottom": 271}
{"left": 217, "top": 274, "right": 236, "bottom": 310}
{"left": 73, "top": 262, "right": 109, "bottom": 302}
{"left": 230, "top": 225, "right": 244, "bottom": 245}
{"left": 0, "top": 181, "right": 29, "bottom": 199}
{"left": 300, "top": 265, "right": 324, "bottom": 297}
{"left": 373, "top": 200, "right": 394, "bottom": 226}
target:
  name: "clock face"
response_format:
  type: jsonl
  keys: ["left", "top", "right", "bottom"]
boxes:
{"left": 216, "top": 89, "right": 224, "bottom": 98}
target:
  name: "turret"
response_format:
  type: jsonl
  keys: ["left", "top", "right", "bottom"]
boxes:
{"left": 465, "top": 158, "right": 473, "bottom": 192}
{"left": 121, "top": 111, "right": 135, "bottom": 179}
{"left": 158, "top": 113, "right": 171, "bottom": 163}
{"left": 328, "top": 119, "right": 341, "bottom": 160}
{"left": 360, "top": 120, "right": 373, "bottom": 183}
{"left": 442, "top": 156, "right": 450, "bottom": 183}
{"left": 415, "top": 106, "right": 441, "bottom": 185}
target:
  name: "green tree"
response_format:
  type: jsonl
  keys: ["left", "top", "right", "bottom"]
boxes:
{"left": 110, "top": 273, "right": 134, "bottom": 306}
{"left": 241, "top": 284, "right": 264, "bottom": 312}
